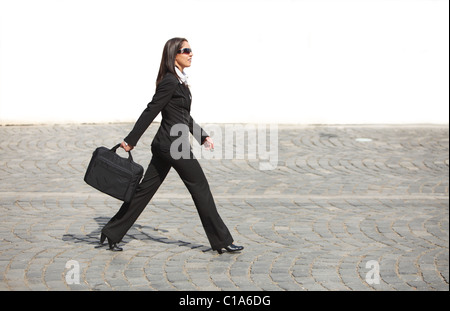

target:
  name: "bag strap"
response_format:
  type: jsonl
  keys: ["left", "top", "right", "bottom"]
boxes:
{"left": 110, "top": 143, "right": 134, "bottom": 162}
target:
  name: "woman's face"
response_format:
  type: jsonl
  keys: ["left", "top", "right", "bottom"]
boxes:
{"left": 175, "top": 41, "right": 193, "bottom": 71}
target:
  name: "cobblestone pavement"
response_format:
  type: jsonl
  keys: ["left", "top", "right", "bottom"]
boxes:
{"left": 0, "top": 123, "right": 448, "bottom": 291}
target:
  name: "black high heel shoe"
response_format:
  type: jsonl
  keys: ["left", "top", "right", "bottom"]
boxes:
{"left": 217, "top": 244, "right": 244, "bottom": 254}
{"left": 99, "top": 233, "right": 123, "bottom": 251}
{"left": 107, "top": 239, "right": 123, "bottom": 252}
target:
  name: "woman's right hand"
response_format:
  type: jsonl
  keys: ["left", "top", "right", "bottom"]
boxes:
{"left": 203, "top": 136, "right": 214, "bottom": 151}
{"left": 120, "top": 141, "right": 134, "bottom": 152}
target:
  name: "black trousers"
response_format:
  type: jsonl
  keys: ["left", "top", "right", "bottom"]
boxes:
{"left": 101, "top": 146, "right": 234, "bottom": 251}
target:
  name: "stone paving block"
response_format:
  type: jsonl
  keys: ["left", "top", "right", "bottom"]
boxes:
{"left": 0, "top": 124, "right": 448, "bottom": 291}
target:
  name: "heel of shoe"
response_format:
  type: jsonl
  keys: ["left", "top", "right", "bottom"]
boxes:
{"left": 95, "top": 233, "right": 107, "bottom": 248}
{"left": 100, "top": 233, "right": 106, "bottom": 245}
{"left": 217, "top": 249, "right": 223, "bottom": 254}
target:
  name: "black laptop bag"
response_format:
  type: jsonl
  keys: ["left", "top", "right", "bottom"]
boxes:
{"left": 84, "top": 144, "right": 144, "bottom": 202}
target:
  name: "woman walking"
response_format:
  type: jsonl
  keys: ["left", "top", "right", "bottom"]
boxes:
{"left": 100, "top": 37, "right": 243, "bottom": 255}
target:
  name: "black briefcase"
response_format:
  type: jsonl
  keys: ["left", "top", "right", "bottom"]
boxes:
{"left": 84, "top": 144, "right": 144, "bottom": 202}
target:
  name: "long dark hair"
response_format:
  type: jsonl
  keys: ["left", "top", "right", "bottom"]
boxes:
{"left": 156, "top": 37, "right": 187, "bottom": 87}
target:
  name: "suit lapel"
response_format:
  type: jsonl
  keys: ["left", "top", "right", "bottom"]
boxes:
{"left": 179, "top": 83, "right": 192, "bottom": 102}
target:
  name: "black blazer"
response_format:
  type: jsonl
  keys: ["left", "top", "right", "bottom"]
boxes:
{"left": 124, "top": 73, "right": 209, "bottom": 151}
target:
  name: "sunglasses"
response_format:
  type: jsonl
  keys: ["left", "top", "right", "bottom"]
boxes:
{"left": 177, "top": 48, "right": 193, "bottom": 55}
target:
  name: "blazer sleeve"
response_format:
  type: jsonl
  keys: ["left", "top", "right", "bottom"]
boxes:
{"left": 189, "top": 116, "right": 209, "bottom": 145}
{"left": 124, "top": 74, "right": 178, "bottom": 146}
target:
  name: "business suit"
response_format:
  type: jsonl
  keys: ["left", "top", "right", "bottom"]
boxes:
{"left": 101, "top": 73, "right": 234, "bottom": 251}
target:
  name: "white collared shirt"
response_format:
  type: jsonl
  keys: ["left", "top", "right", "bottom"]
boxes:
{"left": 175, "top": 67, "right": 188, "bottom": 85}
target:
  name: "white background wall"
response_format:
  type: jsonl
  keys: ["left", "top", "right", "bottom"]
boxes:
{"left": 0, "top": 0, "right": 448, "bottom": 125}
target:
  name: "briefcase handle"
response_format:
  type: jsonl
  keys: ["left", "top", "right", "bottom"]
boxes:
{"left": 110, "top": 143, "right": 135, "bottom": 162}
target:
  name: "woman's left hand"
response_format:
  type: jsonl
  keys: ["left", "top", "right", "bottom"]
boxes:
{"left": 203, "top": 137, "right": 214, "bottom": 151}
